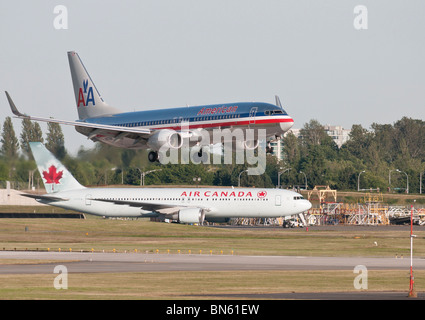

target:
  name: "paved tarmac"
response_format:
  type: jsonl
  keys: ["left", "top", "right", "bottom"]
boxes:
{"left": 1, "top": 251, "right": 423, "bottom": 300}
{"left": 1, "top": 251, "right": 424, "bottom": 274}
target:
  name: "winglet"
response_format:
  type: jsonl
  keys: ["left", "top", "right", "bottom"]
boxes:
{"left": 20, "top": 193, "right": 68, "bottom": 202}
{"left": 5, "top": 91, "right": 28, "bottom": 117}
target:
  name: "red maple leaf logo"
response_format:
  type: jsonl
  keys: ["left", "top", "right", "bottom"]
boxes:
{"left": 257, "top": 191, "right": 267, "bottom": 198}
{"left": 42, "top": 165, "right": 63, "bottom": 184}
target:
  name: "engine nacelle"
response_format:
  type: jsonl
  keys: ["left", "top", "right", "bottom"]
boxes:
{"left": 147, "top": 129, "right": 183, "bottom": 151}
{"left": 235, "top": 139, "right": 259, "bottom": 150}
{"left": 177, "top": 208, "right": 205, "bottom": 224}
{"left": 188, "top": 128, "right": 208, "bottom": 147}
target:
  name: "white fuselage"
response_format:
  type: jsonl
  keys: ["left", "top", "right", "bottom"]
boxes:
{"left": 37, "top": 187, "right": 311, "bottom": 220}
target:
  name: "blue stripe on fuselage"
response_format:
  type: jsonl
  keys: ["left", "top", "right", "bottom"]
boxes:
{"left": 82, "top": 102, "right": 287, "bottom": 126}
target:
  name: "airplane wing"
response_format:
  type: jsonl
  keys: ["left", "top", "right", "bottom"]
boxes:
{"left": 92, "top": 198, "right": 209, "bottom": 214}
{"left": 20, "top": 193, "right": 69, "bottom": 202}
{"left": 5, "top": 91, "right": 152, "bottom": 139}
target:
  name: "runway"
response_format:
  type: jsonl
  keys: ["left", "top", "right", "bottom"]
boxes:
{"left": 1, "top": 251, "right": 423, "bottom": 300}
{"left": 1, "top": 251, "right": 424, "bottom": 274}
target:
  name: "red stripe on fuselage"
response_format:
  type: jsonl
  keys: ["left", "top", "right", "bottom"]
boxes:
{"left": 150, "top": 117, "right": 294, "bottom": 131}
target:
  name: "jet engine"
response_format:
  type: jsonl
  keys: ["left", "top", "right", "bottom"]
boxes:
{"left": 175, "top": 208, "right": 205, "bottom": 224}
{"left": 235, "top": 139, "right": 259, "bottom": 150}
{"left": 147, "top": 129, "right": 183, "bottom": 151}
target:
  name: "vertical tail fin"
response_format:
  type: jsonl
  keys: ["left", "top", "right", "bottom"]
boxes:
{"left": 67, "top": 51, "right": 121, "bottom": 120}
{"left": 29, "top": 142, "right": 85, "bottom": 193}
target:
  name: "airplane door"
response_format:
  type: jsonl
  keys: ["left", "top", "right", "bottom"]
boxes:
{"left": 85, "top": 194, "right": 92, "bottom": 206}
{"left": 249, "top": 107, "right": 257, "bottom": 125}
{"left": 275, "top": 195, "right": 281, "bottom": 206}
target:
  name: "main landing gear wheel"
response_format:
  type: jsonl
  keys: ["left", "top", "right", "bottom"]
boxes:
{"left": 191, "top": 147, "right": 208, "bottom": 163}
{"left": 266, "top": 144, "right": 274, "bottom": 154}
{"left": 148, "top": 151, "right": 159, "bottom": 162}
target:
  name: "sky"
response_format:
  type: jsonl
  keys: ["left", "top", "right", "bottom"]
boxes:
{"left": 1, "top": 0, "right": 424, "bottom": 155}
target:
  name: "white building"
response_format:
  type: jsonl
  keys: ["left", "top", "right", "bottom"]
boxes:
{"left": 273, "top": 125, "right": 351, "bottom": 160}
{"left": 323, "top": 125, "right": 350, "bottom": 148}
{"left": 270, "top": 139, "right": 285, "bottom": 161}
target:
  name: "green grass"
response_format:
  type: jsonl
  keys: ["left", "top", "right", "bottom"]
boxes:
{"left": 0, "top": 205, "right": 77, "bottom": 214}
{"left": 0, "top": 217, "right": 424, "bottom": 299}
{"left": 0, "top": 218, "right": 424, "bottom": 257}
{"left": 0, "top": 270, "right": 422, "bottom": 299}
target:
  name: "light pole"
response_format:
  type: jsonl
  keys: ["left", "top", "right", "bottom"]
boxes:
{"left": 105, "top": 168, "right": 117, "bottom": 185}
{"left": 277, "top": 167, "right": 283, "bottom": 188}
{"left": 238, "top": 170, "right": 248, "bottom": 187}
{"left": 110, "top": 167, "right": 124, "bottom": 185}
{"left": 277, "top": 168, "right": 291, "bottom": 188}
{"left": 142, "top": 169, "right": 162, "bottom": 186}
{"left": 396, "top": 169, "right": 409, "bottom": 194}
{"left": 357, "top": 170, "right": 365, "bottom": 192}
{"left": 193, "top": 177, "right": 201, "bottom": 187}
{"left": 420, "top": 171, "right": 423, "bottom": 194}
{"left": 389, "top": 169, "right": 398, "bottom": 192}
{"left": 28, "top": 169, "right": 36, "bottom": 190}
{"left": 299, "top": 171, "right": 307, "bottom": 190}
{"left": 408, "top": 204, "right": 417, "bottom": 298}
{"left": 137, "top": 168, "right": 162, "bottom": 186}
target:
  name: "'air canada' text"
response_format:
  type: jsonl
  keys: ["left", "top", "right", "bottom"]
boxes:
{"left": 180, "top": 190, "right": 254, "bottom": 198}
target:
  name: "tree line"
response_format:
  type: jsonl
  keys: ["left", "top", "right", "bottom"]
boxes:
{"left": 282, "top": 117, "right": 425, "bottom": 193}
{"left": 0, "top": 116, "right": 424, "bottom": 193}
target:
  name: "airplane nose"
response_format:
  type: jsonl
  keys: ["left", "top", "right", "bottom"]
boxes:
{"left": 304, "top": 200, "right": 312, "bottom": 211}
{"left": 280, "top": 118, "right": 294, "bottom": 132}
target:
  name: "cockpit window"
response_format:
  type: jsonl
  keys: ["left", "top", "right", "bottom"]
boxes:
{"left": 265, "top": 109, "right": 287, "bottom": 116}
{"left": 293, "top": 196, "right": 304, "bottom": 200}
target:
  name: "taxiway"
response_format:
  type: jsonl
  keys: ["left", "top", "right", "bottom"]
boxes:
{"left": 0, "top": 251, "right": 424, "bottom": 274}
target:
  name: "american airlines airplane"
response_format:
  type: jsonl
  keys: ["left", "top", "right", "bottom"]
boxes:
{"left": 23, "top": 142, "right": 311, "bottom": 224}
{"left": 6, "top": 51, "right": 294, "bottom": 162}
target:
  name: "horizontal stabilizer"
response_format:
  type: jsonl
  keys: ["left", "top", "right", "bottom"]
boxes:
{"left": 20, "top": 193, "right": 68, "bottom": 202}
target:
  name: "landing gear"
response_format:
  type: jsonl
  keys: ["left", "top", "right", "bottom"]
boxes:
{"left": 266, "top": 143, "right": 274, "bottom": 154}
{"left": 148, "top": 151, "right": 159, "bottom": 162}
{"left": 191, "top": 147, "right": 208, "bottom": 164}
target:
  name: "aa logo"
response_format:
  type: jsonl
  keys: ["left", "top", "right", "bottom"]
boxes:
{"left": 77, "top": 79, "right": 95, "bottom": 107}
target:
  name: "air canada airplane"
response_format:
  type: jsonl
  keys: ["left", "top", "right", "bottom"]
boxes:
{"left": 6, "top": 51, "right": 294, "bottom": 162}
{"left": 23, "top": 142, "right": 311, "bottom": 224}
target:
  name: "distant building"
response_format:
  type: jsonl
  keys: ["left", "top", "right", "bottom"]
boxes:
{"left": 323, "top": 125, "right": 350, "bottom": 148}
{"left": 274, "top": 125, "right": 351, "bottom": 159}
{"left": 270, "top": 139, "right": 284, "bottom": 161}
